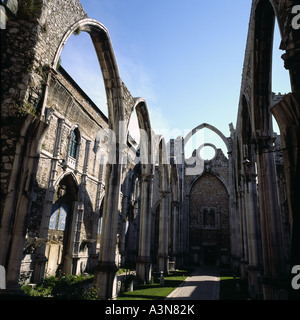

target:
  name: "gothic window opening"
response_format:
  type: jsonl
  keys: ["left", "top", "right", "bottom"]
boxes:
{"left": 49, "top": 202, "right": 69, "bottom": 231}
{"left": 200, "top": 207, "right": 220, "bottom": 230}
{"left": 69, "top": 129, "right": 79, "bottom": 159}
{"left": 97, "top": 200, "right": 104, "bottom": 236}
{"left": 46, "top": 175, "right": 78, "bottom": 276}
{"left": 203, "top": 208, "right": 216, "bottom": 227}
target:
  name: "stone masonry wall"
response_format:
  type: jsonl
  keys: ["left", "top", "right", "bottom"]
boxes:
{"left": 0, "top": 0, "right": 87, "bottom": 213}
{"left": 186, "top": 148, "right": 230, "bottom": 265}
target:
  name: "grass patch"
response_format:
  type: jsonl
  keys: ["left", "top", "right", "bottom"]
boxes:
{"left": 219, "top": 270, "right": 250, "bottom": 300}
{"left": 117, "top": 270, "right": 190, "bottom": 301}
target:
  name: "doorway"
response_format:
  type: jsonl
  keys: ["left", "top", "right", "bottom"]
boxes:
{"left": 203, "top": 246, "right": 216, "bottom": 265}
{"left": 46, "top": 174, "right": 78, "bottom": 276}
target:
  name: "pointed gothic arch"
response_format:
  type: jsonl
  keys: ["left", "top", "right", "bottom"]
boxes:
{"left": 52, "top": 18, "right": 124, "bottom": 128}
{"left": 234, "top": 0, "right": 300, "bottom": 299}
{"left": 184, "top": 123, "right": 231, "bottom": 154}
{"left": 125, "top": 97, "right": 156, "bottom": 282}
{"left": 46, "top": 173, "right": 79, "bottom": 276}
{"left": 188, "top": 171, "right": 230, "bottom": 266}
{"left": 52, "top": 18, "right": 125, "bottom": 300}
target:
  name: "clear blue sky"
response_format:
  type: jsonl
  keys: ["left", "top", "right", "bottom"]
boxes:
{"left": 61, "top": 0, "right": 291, "bottom": 158}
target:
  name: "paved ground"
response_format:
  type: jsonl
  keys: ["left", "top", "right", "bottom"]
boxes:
{"left": 165, "top": 267, "right": 220, "bottom": 300}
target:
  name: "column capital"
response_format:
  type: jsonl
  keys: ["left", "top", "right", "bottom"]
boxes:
{"left": 254, "top": 135, "right": 275, "bottom": 154}
{"left": 160, "top": 190, "right": 170, "bottom": 198}
{"left": 141, "top": 173, "right": 154, "bottom": 183}
{"left": 172, "top": 201, "right": 180, "bottom": 209}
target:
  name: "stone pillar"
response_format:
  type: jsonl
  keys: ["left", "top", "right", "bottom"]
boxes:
{"left": 136, "top": 173, "right": 153, "bottom": 283}
{"left": 93, "top": 161, "right": 122, "bottom": 300}
{"left": 120, "top": 192, "right": 129, "bottom": 268}
{"left": 90, "top": 152, "right": 106, "bottom": 270}
{"left": 182, "top": 194, "right": 190, "bottom": 265}
{"left": 243, "top": 163, "right": 263, "bottom": 299}
{"left": 256, "top": 136, "right": 287, "bottom": 299}
{"left": 171, "top": 201, "right": 179, "bottom": 267}
{"left": 271, "top": 93, "right": 300, "bottom": 266}
{"left": 157, "top": 190, "right": 170, "bottom": 275}
{"left": 63, "top": 201, "right": 80, "bottom": 275}
{"left": 238, "top": 187, "right": 249, "bottom": 280}
{"left": 73, "top": 141, "right": 91, "bottom": 259}
{"left": 33, "top": 118, "right": 65, "bottom": 282}
{"left": 271, "top": 93, "right": 300, "bottom": 299}
{"left": 0, "top": 116, "right": 48, "bottom": 292}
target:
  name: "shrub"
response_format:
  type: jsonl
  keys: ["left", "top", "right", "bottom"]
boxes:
{"left": 22, "top": 274, "right": 95, "bottom": 300}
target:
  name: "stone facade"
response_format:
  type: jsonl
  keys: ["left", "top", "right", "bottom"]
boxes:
{"left": 188, "top": 151, "right": 230, "bottom": 267}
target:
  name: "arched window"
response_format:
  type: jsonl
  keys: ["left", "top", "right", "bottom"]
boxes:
{"left": 203, "top": 209, "right": 209, "bottom": 226}
{"left": 201, "top": 207, "right": 219, "bottom": 229}
{"left": 49, "top": 202, "right": 69, "bottom": 231}
{"left": 69, "top": 129, "right": 79, "bottom": 158}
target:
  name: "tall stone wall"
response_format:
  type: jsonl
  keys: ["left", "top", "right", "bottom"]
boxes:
{"left": 186, "top": 149, "right": 231, "bottom": 266}
{"left": 0, "top": 0, "right": 87, "bottom": 212}
{"left": 0, "top": 0, "right": 140, "bottom": 288}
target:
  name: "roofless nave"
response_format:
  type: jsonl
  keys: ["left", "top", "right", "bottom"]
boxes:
{"left": 0, "top": 0, "right": 299, "bottom": 300}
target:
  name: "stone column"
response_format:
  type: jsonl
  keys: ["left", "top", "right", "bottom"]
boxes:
{"left": 40, "top": 118, "right": 65, "bottom": 238}
{"left": 171, "top": 201, "right": 179, "bottom": 267}
{"left": 90, "top": 154, "right": 106, "bottom": 271}
{"left": 243, "top": 162, "right": 263, "bottom": 299}
{"left": 271, "top": 93, "right": 300, "bottom": 267}
{"left": 136, "top": 173, "right": 153, "bottom": 283}
{"left": 63, "top": 201, "right": 80, "bottom": 275}
{"left": 256, "top": 136, "right": 287, "bottom": 299}
{"left": 238, "top": 187, "right": 248, "bottom": 279}
{"left": 33, "top": 118, "right": 65, "bottom": 282}
{"left": 93, "top": 162, "right": 122, "bottom": 299}
{"left": 227, "top": 142, "right": 242, "bottom": 273}
{"left": 120, "top": 192, "right": 129, "bottom": 267}
{"left": 157, "top": 190, "right": 170, "bottom": 275}
{"left": 75, "top": 140, "right": 91, "bottom": 252}
{"left": 0, "top": 116, "right": 48, "bottom": 292}
{"left": 182, "top": 194, "right": 190, "bottom": 264}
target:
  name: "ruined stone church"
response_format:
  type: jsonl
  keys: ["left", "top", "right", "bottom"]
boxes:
{"left": 0, "top": 0, "right": 299, "bottom": 300}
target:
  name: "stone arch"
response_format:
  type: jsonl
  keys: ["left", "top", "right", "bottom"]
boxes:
{"left": 52, "top": 18, "right": 124, "bottom": 130}
{"left": 129, "top": 98, "right": 156, "bottom": 281}
{"left": 46, "top": 173, "right": 79, "bottom": 276}
{"left": 0, "top": 115, "right": 49, "bottom": 288}
{"left": 241, "top": 95, "right": 251, "bottom": 141}
{"left": 171, "top": 163, "right": 180, "bottom": 202}
{"left": 240, "top": 94, "right": 254, "bottom": 160}
{"left": 55, "top": 20, "right": 126, "bottom": 299}
{"left": 188, "top": 172, "right": 230, "bottom": 266}
{"left": 252, "top": 0, "right": 276, "bottom": 135}
{"left": 188, "top": 171, "right": 230, "bottom": 197}
{"left": 158, "top": 136, "right": 171, "bottom": 191}
{"left": 184, "top": 123, "right": 231, "bottom": 153}
{"left": 132, "top": 97, "right": 154, "bottom": 172}
{"left": 54, "top": 171, "right": 79, "bottom": 190}
{"left": 236, "top": 0, "right": 294, "bottom": 299}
